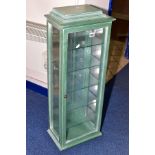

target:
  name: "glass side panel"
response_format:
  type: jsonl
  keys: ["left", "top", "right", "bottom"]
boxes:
{"left": 52, "top": 27, "right": 59, "bottom": 138}
{"left": 66, "top": 28, "right": 104, "bottom": 141}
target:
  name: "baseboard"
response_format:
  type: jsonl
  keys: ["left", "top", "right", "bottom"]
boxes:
{"left": 26, "top": 80, "right": 48, "bottom": 96}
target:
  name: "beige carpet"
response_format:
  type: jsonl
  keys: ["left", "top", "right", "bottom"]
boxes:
{"left": 106, "top": 40, "right": 129, "bottom": 82}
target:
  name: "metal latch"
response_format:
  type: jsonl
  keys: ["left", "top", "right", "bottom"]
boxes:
{"left": 64, "top": 95, "right": 67, "bottom": 99}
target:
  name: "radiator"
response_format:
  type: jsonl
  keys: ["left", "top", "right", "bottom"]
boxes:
{"left": 26, "top": 20, "right": 47, "bottom": 88}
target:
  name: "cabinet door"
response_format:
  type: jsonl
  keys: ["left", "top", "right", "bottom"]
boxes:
{"left": 65, "top": 28, "right": 105, "bottom": 142}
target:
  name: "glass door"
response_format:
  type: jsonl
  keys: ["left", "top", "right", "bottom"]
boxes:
{"left": 66, "top": 28, "right": 105, "bottom": 141}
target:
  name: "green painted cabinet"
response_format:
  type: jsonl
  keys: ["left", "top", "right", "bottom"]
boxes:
{"left": 45, "top": 4, "right": 115, "bottom": 150}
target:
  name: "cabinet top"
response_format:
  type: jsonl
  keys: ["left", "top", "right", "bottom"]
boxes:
{"left": 45, "top": 5, "right": 115, "bottom": 28}
{"left": 52, "top": 5, "right": 103, "bottom": 19}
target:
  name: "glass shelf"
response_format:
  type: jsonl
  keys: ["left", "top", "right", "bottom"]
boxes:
{"left": 67, "top": 44, "right": 102, "bottom": 73}
{"left": 68, "top": 43, "right": 103, "bottom": 51}
{"left": 66, "top": 105, "right": 96, "bottom": 139}
{"left": 67, "top": 67, "right": 99, "bottom": 92}
{"left": 67, "top": 108, "right": 92, "bottom": 129}
{"left": 67, "top": 85, "right": 98, "bottom": 112}
{"left": 66, "top": 85, "right": 98, "bottom": 140}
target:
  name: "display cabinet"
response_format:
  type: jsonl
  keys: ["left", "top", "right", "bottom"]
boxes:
{"left": 45, "top": 4, "right": 115, "bottom": 150}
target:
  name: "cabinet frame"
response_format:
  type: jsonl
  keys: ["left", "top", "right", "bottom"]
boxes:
{"left": 47, "top": 21, "right": 112, "bottom": 150}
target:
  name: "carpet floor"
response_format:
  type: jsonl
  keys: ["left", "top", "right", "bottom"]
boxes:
{"left": 26, "top": 64, "right": 129, "bottom": 155}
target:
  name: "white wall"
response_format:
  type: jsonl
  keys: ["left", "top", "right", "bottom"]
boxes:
{"left": 26, "top": 0, "right": 85, "bottom": 24}
{"left": 85, "top": 0, "right": 109, "bottom": 11}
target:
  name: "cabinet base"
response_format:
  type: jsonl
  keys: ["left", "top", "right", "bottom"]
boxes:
{"left": 47, "top": 129, "right": 102, "bottom": 151}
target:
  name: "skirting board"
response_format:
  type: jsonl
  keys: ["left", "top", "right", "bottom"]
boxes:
{"left": 26, "top": 80, "right": 48, "bottom": 96}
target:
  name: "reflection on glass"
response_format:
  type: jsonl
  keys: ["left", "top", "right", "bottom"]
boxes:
{"left": 52, "top": 27, "right": 59, "bottom": 138}
{"left": 66, "top": 28, "right": 104, "bottom": 141}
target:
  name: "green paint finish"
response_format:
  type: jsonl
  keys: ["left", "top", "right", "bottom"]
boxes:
{"left": 51, "top": 5, "right": 103, "bottom": 20}
{"left": 45, "top": 4, "right": 115, "bottom": 150}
